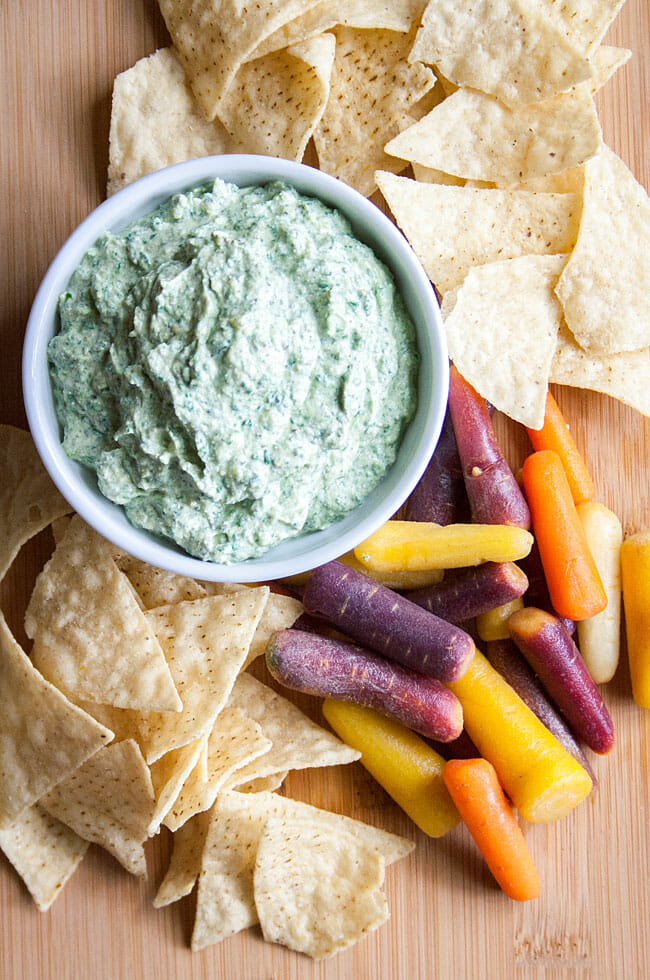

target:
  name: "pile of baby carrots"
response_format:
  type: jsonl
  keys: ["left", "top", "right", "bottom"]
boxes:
{"left": 267, "top": 365, "right": 650, "bottom": 902}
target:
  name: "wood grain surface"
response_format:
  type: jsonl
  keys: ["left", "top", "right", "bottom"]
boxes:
{"left": 1, "top": 3, "right": 649, "bottom": 979}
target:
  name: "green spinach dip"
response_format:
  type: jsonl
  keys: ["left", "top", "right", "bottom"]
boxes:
{"left": 49, "top": 179, "right": 418, "bottom": 563}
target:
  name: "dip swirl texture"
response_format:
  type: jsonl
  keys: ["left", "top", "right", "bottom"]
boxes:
{"left": 49, "top": 179, "right": 418, "bottom": 563}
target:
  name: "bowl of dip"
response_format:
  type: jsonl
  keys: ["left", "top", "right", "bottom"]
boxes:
{"left": 23, "top": 155, "right": 448, "bottom": 582}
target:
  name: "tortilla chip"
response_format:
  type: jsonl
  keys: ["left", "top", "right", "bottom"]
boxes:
{"left": 411, "top": 163, "right": 465, "bottom": 186}
{"left": 153, "top": 809, "right": 211, "bottom": 908}
{"left": 148, "top": 736, "right": 209, "bottom": 835}
{"left": 510, "top": 165, "right": 586, "bottom": 194}
{"left": 191, "top": 789, "right": 412, "bottom": 949}
{"left": 235, "top": 770, "right": 289, "bottom": 793}
{"left": 587, "top": 45, "right": 631, "bottom": 92}
{"left": 443, "top": 255, "right": 567, "bottom": 428}
{"left": 550, "top": 323, "right": 650, "bottom": 417}
{"left": 313, "top": 25, "right": 436, "bottom": 197}
{"left": 137, "top": 589, "right": 268, "bottom": 762}
{"left": 377, "top": 172, "right": 580, "bottom": 292}
{"left": 222, "top": 672, "right": 360, "bottom": 787}
{"left": 158, "top": 0, "right": 327, "bottom": 120}
{"left": 254, "top": 814, "right": 388, "bottom": 958}
{"left": 385, "top": 86, "right": 602, "bottom": 185}
{"left": 542, "top": 0, "right": 626, "bottom": 57}
{"left": 107, "top": 48, "right": 232, "bottom": 195}
{"left": 555, "top": 146, "right": 650, "bottom": 354}
{"left": 252, "top": 0, "right": 425, "bottom": 57}
{"left": 410, "top": 0, "right": 593, "bottom": 108}
{"left": 26, "top": 516, "right": 180, "bottom": 712}
{"left": 0, "top": 612, "right": 112, "bottom": 827}
{"left": 163, "top": 707, "right": 272, "bottom": 831}
{"left": 0, "top": 425, "right": 71, "bottom": 583}
{"left": 42, "top": 740, "right": 155, "bottom": 878}
{"left": 197, "top": 741, "right": 209, "bottom": 782}
{"left": 0, "top": 806, "right": 88, "bottom": 911}
{"left": 218, "top": 33, "right": 335, "bottom": 160}
{"left": 244, "top": 593, "right": 304, "bottom": 668}
{"left": 116, "top": 554, "right": 206, "bottom": 609}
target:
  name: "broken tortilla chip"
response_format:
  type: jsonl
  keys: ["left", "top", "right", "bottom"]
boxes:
{"left": 153, "top": 809, "right": 211, "bottom": 908}
{"left": 0, "top": 425, "right": 71, "bottom": 583}
{"left": 443, "top": 255, "right": 567, "bottom": 428}
{"left": 555, "top": 145, "right": 650, "bottom": 354}
{"left": 26, "top": 516, "right": 180, "bottom": 712}
{"left": 409, "top": 0, "right": 593, "bottom": 108}
{"left": 254, "top": 814, "right": 388, "bottom": 958}
{"left": 42, "top": 739, "right": 155, "bottom": 878}
{"left": 0, "top": 611, "right": 112, "bottom": 827}
{"left": 0, "top": 806, "right": 88, "bottom": 911}
{"left": 377, "top": 171, "right": 580, "bottom": 292}
{"left": 385, "top": 86, "right": 602, "bottom": 185}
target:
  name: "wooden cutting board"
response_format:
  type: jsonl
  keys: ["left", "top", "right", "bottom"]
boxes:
{"left": 1, "top": 3, "right": 649, "bottom": 978}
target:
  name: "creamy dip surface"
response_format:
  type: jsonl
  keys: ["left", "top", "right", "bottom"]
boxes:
{"left": 49, "top": 179, "right": 418, "bottom": 563}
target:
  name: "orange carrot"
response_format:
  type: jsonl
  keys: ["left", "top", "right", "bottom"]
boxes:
{"left": 521, "top": 450, "right": 606, "bottom": 621}
{"left": 442, "top": 758, "right": 540, "bottom": 901}
{"left": 526, "top": 392, "right": 594, "bottom": 505}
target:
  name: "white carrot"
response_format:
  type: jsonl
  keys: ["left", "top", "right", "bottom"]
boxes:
{"left": 576, "top": 502, "right": 623, "bottom": 683}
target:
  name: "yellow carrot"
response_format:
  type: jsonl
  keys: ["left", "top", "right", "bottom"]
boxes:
{"left": 621, "top": 531, "right": 650, "bottom": 708}
{"left": 322, "top": 699, "right": 460, "bottom": 838}
{"left": 476, "top": 598, "right": 524, "bottom": 642}
{"left": 577, "top": 502, "right": 622, "bottom": 684}
{"left": 354, "top": 521, "right": 533, "bottom": 573}
{"left": 446, "top": 651, "right": 592, "bottom": 822}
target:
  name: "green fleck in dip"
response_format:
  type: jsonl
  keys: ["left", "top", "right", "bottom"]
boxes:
{"left": 49, "top": 179, "right": 418, "bottom": 563}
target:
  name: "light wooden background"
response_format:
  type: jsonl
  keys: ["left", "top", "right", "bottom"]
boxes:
{"left": 1, "top": 3, "right": 649, "bottom": 978}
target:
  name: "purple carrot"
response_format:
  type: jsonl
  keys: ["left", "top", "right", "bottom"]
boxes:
{"left": 406, "top": 562, "right": 528, "bottom": 624}
{"left": 302, "top": 560, "right": 475, "bottom": 682}
{"left": 508, "top": 608, "right": 614, "bottom": 754}
{"left": 266, "top": 629, "right": 463, "bottom": 741}
{"left": 428, "top": 729, "right": 480, "bottom": 761}
{"left": 404, "top": 408, "right": 470, "bottom": 524}
{"left": 485, "top": 639, "right": 596, "bottom": 785}
{"left": 448, "top": 364, "right": 530, "bottom": 528}
{"left": 518, "top": 540, "right": 575, "bottom": 634}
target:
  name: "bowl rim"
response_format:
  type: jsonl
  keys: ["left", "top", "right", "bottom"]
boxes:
{"left": 22, "top": 154, "right": 448, "bottom": 582}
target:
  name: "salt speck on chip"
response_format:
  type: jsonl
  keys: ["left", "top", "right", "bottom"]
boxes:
{"left": 385, "top": 86, "right": 602, "bottom": 185}
{"left": 376, "top": 171, "right": 580, "bottom": 292}
{"left": 409, "top": 0, "right": 593, "bottom": 108}
{"left": 0, "top": 611, "right": 112, "bottom": 827}
{"left": 555, "top": 145, "right": 650, "bottom": 354}
{"left": 254, "top": 814, "right": 388, "bottom": 958}
{"left": 25, "top": 516, "right": 181, "bottom": 712}
{"left": 0, "top": 806, "right": 88, "bottom": 911}
{"left": 137, "top": 589, "right": 269, "bottom": 763}
{"left": 442, "top": 254, "right": 567, "bottom": 428}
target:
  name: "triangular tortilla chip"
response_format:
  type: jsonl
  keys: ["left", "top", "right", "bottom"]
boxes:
{"left": 42, "top": 739, "right": 155, "bottom": 878}
{"left": 25, "top": 516, "right": 180, "bottom": 712}
{"left": 191, "top": 789, "right": 413, "bottom": 949}
{"left": 377, "top": 172, "right": 580, "bottom": 292}
{"left": 586, "top": 45, "right": 631, "bottom": 93}
{"left": 137, "top": 589, "right": 269, "bottom": 763}
{"left": 148, "top": 735, "right": 209, "bottom": 836}
{"left": 163, "top": 707, "right": 271, "bottom": 831}
{"left": 158, "top": 0, "right": 326, "bottom": 120}
{"left": 409, "top": 0, "right": 593, "bottom": 108}
{"left": 235, "top": 771, "right": 289, "bottom": 793}
{"left": 254, "top": 814, "right": 388, "bottom": 958}
{"left": 542, "top": 0, "right": 626, "bottom": 57}
{"left": 443, "top": 255, "right": 566, "bottom": 428}
{"left": 555, "top": 146, "right": 650, "bottom": 354}
{"left": 117, "top": 553, "right": 206, "bottom": 609}
{"left": 314, "top": 25, "right": 436, "bottom": 196}
{"left": 153, "top": 809, "right": 211, "bottom": 908}
{"left": 0, "top": 611, "right": 112, "bottom": 827}
{"left": 550, "top": 324, "right": 650, "bottom": 418}
{"left": 0, "top": 806, "right": 88, "bottom": 911}
{"left": 385, "top": 86, "right": 602, "bottom": 185}
{"left": 0, "top": 425, "right": 71, "bottom": 583}
{"left": 222, "top": 672, "right": 360, "bottom": 787}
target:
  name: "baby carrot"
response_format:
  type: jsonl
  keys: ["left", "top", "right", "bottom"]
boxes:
{"left": 526, "top": 391, "right": 595, "bottom": 505}
{"left": 443, "top": 758, "right": 540, "bottom": 901}
{"left": 522, "top": 450, "right": 607, "bottom": 620}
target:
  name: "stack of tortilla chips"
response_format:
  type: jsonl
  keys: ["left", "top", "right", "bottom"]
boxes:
{"left": 0, "top": 425, "right": 413, "bottom": 958}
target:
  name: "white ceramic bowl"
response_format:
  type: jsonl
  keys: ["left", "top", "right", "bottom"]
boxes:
{"left": 23, "top": 155, "right": 448, "bottom": 582}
